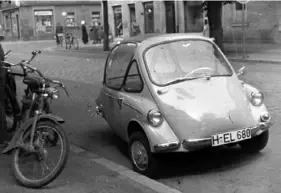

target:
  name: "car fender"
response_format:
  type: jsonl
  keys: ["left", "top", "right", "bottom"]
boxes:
{"left": 128, "top": 118, "right": 180, "bottom": 152}
{"left": 2, "top": 114, "right": 64, "bottom": 154}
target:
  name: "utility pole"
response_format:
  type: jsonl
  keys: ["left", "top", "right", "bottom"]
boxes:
{"left": 103, "top": 0, "right": 110, "bottom": 51}
{"left": 238, "top": 0, "right": 250, "bottom": 58}
{"left": 242, "top": 3, "right": 246, "bottom": 58}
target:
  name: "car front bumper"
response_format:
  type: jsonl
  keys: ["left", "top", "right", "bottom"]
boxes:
{"left": 153, "top": 120, "right": 273, "bottom": 153}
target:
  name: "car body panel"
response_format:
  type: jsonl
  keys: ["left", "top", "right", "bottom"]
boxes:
{"left": 95, "top": 33, "right": 273, "bottom": 153}
{"left": 97, "top": 87, "right": 122, "bottom": 132}
{"left": 148, "top": 75, "right": 256, "bottom": 140}
{"left": 117, "top": 86, "right": 179, "bottom": 149}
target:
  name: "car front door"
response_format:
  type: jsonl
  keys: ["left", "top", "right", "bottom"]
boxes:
{"left": 118, "top": 59, "right": 144, "bottom": 140}
{"left": 103, "top": 42, "right": 137, "bottom": 133}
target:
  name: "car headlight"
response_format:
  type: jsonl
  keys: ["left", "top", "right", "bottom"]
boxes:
{"left": 251, "top": 91, "right": 264, "bottom": 106}
{"left": 147, "top": 109, "right": 163, "bottom": 127}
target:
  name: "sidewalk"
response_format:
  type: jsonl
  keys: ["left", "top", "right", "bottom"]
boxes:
{"left": 49, "top": 40, "right": 281, "bottom": 64}
{"left": 0, "top": 77, "right": 182, "bottom": 193}
{"left": 224, "top": 42, "right": 281, "bottom": 64}
{"left": 0, "top": 144, "right": 180, "bottom": 193}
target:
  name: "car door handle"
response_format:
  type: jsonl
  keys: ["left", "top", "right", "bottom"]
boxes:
{"left": 118, "top": 98, "right": 124, "bottom": 103}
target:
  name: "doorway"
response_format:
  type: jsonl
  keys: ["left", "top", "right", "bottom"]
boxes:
{"left": 113, "top": 6, "right": 123, "bottom": 37}
{"left": 128, "top": 4, "right": 137, "bottom": 36}
{"left": 183, "top": 1, "right": 203, "bottom": 33}
{"left": 165, "top": 1, "right": 176, "bottom": 33}
{"left": 16, "top": 14, "right": 20, "bottom": 39}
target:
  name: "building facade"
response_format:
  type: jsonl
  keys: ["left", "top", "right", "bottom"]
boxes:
{"left": 222, "top": 1, "right": 281, "bottom": 44}
{"left": 0, "top": 0, "right": 101, "bottom": 41}
{"left": 106, "top": 0, "right": 204, "bottom": 39}
{"left": 106, "top": 1, "right": 281, "bottom": 44}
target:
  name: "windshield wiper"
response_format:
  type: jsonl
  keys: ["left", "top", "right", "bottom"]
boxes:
{"left": 166, "top": 75, "right": 212, "bottom": 85}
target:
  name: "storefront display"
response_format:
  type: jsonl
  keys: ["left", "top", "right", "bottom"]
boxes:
{"left": 34, "top": 10, "right": 53, "bottom": 34}
{"left": 92, "top": 11, "right": 100, "bottom": 25}
{"left": 66, "top": 12, "right": 77, "bottom": 27}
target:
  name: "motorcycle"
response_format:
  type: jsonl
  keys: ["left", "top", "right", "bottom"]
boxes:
{"left": 2, "top": 50, "right": 69, "bottom": 188}
{"left": 3, "top": 50, "right": 69, "bottom": 132}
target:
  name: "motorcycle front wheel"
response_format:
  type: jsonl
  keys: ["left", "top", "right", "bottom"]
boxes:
{"left": 11, "top": 120, "right": 69, "bottom": 188}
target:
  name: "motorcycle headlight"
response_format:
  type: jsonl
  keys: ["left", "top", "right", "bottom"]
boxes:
{"left": 147, "top": 109, "right": 163, "bottom": 127}
{"left": 51, "top": 89, "right": 60, "bottom": 99}
{"left": 251, "top": 91, "right": 264, "bottom": 106}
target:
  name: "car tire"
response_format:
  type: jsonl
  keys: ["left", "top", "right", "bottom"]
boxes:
{"left": 239, "top": 130, "right": 269, "bottom": 153}
{"left": 128, "top": 131, "right": 158, "bottom": 178}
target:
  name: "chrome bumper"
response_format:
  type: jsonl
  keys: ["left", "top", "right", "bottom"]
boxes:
{"left": 153, "top": 121, "right": 273, "bottom": 153}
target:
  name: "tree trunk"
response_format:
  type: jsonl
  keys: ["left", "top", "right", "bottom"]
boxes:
{"left": 102, "top": 0, "right": 110, "bottom": 51}
{"left": 207, "top": 1, "right": 224, "bottom": 52}
{"left": 0, "top": 61, "right": 7, "bottom": 144}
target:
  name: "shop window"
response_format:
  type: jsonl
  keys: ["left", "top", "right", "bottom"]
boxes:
{"left": 232, "top": 2, "right": 247, "bottom": 26}
{"left": 34, "top": 10, "right": 53, "bottom": 35}
{"left": 92, "top": 11, "right": 100, "bottom": 25}
{"left": 143, "top": 2, "right": 154, "bottom": 33}
{"left": 66, "top": 12, "right": 76, "bottom": 27}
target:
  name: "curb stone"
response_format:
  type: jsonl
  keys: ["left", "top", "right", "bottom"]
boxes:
{"left": 69, "top": 144, "right": 182, "bottom": 193}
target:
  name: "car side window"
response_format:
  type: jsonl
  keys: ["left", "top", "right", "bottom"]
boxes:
{"left": 124, "top": 61, "right": 143, "bottom": 93}
{"left": 105, "top": 43, "right": 137, "bottom": 90}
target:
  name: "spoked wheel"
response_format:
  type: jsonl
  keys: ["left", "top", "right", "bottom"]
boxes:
{"left": 72, "top": 38, "right": 79, "bottom": 50}
{"left": 11, "top": 121, "right": 69, "bottom": 188}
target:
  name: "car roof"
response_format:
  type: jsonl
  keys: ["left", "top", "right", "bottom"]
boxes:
{"left": 121, "top": 33, "right": 214, "bottom": 52}
{"left": 122, "top": 33, "right": 210, "bottom": 43}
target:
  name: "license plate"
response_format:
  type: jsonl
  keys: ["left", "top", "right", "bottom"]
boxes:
{"left": 211, "top": 128, "right": 251, "bottom": 147}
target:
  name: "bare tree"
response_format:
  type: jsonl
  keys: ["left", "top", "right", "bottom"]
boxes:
{"left": 102, "top": 0, "right": 110, "bottom": 51}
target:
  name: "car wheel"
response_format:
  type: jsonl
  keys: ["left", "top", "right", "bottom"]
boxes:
{"left": 128, "top": 131, "right": 158, "bottom": 178}
{"left": 239, "top": 130, "right": 269, "bottom": 153}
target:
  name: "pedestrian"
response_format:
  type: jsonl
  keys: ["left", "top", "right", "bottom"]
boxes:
{"left": 90, "top": 22, "right": 98, "bottom": 44}
{"left": 97, "top": 22, "right": 104, "bottom": 44}
{"left": 55, "top": 22, "right": 63, "bottom": 45}
{"left": 81, "top": 20, "right": 89, "bottom": 44}
{"left": 203, "top": 17, "right": 210, "bottom": 38}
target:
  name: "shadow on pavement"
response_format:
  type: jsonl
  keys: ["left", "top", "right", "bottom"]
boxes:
{"left": 153, "top": 147, "right": 263, "bottom": 180}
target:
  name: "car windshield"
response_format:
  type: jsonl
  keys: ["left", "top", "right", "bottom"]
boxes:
{"left": 144, "top": 39, "right": 233, "bottom": 86}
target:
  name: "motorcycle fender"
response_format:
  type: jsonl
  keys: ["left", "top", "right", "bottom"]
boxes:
{"left": 2, "top": 118, "right": 34, "bottom": 154}
{"left": 2, "top": 114, "right": 64, "bottom": 154}
{"left": 38, "top": 114, "right": 65, "bottom": 124}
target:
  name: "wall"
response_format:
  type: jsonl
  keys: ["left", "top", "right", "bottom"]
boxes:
{"left": 20, "top": 6, "right": 34, "bottom": 40}
{"left": 222, "top": 1, "right": 281, "bottom": 44}
{"left": 18, "top": 3, "right": 101, "bottom": 40}
{"left": 107, "top": 0, "right": 167, "bottom": 38}
{"left": 107, "top": 0, "right": 204, "bottom": 39}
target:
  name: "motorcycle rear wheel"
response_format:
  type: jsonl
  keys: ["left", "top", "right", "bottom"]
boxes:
{"left": 11, "top": 120, "right": 69, "bottom": 188}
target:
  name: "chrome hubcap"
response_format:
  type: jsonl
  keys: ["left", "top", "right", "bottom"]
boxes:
{"left": 131, "top": 141, "right": 148, "bottom": 171}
